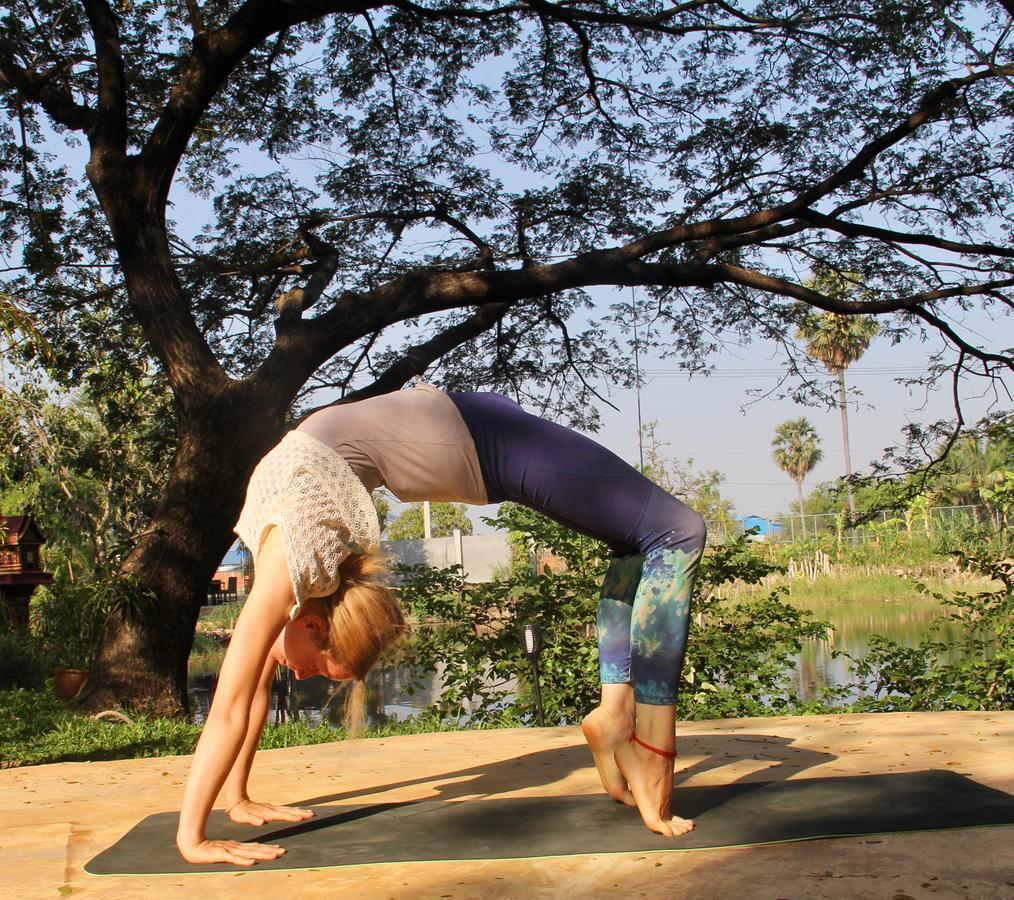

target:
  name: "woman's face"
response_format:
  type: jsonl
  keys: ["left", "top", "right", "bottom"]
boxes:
{"left": 271, "top": 615, "right": 353, "bottom": 681}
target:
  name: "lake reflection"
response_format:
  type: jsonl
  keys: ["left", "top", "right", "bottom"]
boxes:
{"left": 789, "top": 597, "right": 957, "bottom": 702}
{"left": 188, "top": 663, "right": 444, "bottom": 729}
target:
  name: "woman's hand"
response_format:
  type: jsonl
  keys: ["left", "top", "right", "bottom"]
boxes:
{"left": 176, "top": 837, "right": 286, "bottom": 866}
{"left": 227, "top": 798, "right": 316, "bottom": 827}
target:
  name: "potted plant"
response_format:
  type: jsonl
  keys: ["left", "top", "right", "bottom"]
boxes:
{"left": 30, "top": 580, "right": 103, "bottom": 699}
{"left": 31, "top": 574, "right": 157, "bottom": 700}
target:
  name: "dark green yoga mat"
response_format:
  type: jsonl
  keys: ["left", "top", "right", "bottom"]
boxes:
{"left": 85, "top": 770, "right": 1014, "bottom": 876}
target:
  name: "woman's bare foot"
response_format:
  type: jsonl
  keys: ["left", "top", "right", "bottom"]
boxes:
{"left": 581, "top": 706, "right": 635, "bottom": 806}
{"left": 614, "top": 738, "right": 694, "bottom": 836}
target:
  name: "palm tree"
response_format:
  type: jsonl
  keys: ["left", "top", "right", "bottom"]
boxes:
{"left": 796, "top": 275, "right": 879, "bottom": 520}
{"left": 0, "top": 290, "right": 48, "bottom": 362}
{"left": 772, "top": 418, "right": 823, "bottom": 535}
{"left": 938, "top": 433, "right": 1009, "bottom": 528}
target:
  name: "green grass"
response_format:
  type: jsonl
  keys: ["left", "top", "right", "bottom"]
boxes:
{"left": 197, "top": 600, "right": 244, "bottom": 629}
{"left": 188, "top": 632, "right": 226, "bottom": 672}
{"left": 0, "top": 688, "right": 485, "bottom": 768}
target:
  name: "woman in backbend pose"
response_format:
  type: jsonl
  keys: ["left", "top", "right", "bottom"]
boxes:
{"left": 176, "top": 384, "right": 706, "bottom": 865}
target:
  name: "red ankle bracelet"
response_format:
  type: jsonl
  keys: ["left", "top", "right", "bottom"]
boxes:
{"left": 629, "top": 730, "right": 676, "bottom": 760}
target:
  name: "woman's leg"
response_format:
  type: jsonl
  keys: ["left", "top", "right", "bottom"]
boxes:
{"left": 581, "top": 555, "right": 642, "bottom": 805}
{"left": 585, "top": 503, "right": 704, "bottom": 833}
{"left": 449, "top": 393, "right": 707, "bottom": 834}
{"left": 614, "top": 529, "right": 703, "bottom": 836}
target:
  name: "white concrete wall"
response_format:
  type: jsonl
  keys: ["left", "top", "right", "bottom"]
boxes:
{"left": 381, "top": 531, "right": 512, "bottom": 583}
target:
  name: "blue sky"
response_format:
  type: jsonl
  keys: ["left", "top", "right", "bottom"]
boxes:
{"left": 592, "top": 327, "right": 1009, "bottom": 518}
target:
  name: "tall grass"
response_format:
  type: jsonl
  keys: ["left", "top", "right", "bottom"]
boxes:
{"left": 188, "top": 632, "right": 226, "bottom": 672}
{"left": 719, "top": 571, "right": 998, "bottom": 606}
{"left": 198, "top": 601, "right": 244, "bottom": 629}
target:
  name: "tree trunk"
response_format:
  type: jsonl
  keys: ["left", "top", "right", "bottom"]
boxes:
{"left": 82, "top": 390, "right": 287, "bottom": 716}
{"left": 77, "top": 156, "right": 315, "bottom": 715}
{"left": 837, "top": 370, "right": 857, "bottom": 521}
{"left": 796, "top": 479, "right": 806, "bottom": 536}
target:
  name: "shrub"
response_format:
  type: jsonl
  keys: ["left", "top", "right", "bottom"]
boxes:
{"left": 0, "top": 633, "right": 49, "bottom": 690}
{"left": 849, "top": 554, "right": 1014, "bottom": 711}
{"left": 398, "top": 507, "right": 831, "bottom": 724}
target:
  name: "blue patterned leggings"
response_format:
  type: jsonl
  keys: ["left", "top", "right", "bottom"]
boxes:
{"left": 448, "top": 392, "right": 707, "bottom": 705}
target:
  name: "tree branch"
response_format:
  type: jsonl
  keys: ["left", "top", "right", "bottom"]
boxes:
{"left": 539, "top": 296, "right": 619, "bottom": 412}
{"left": 183, "top": 0, "right": 207, "bottom": 36}
{"left": 431, "top": 208, "right": 495, "bottom": 270}
{"left": 621, "top": 259, "right": 1014, "bottom": 318}
{"left": 274, "top": 226, "right": 342, "bottom": 320}
{"left": 798, "top": 210, "right": 1014, "bottom": 260}
{"left": 610, "top": 64, "right": 1014, "bottom": 265}
{"left": 82, "top": 0, "right": 128, "bottom": 154}
{"left": 0, "top": 41, "right": 95, "bottom": 131}
{"left": 138, "top": 0, "right": 382, "bottom": 207}
{"left": 298, "top": 300, "right": 514, "bottom": 414}
{"left": 908, "top": 307, "right": 1013, "bottom": 372}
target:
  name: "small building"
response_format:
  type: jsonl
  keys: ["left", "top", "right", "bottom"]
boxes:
{"left": 735, "top": 515, "right": 785, "bottom": 542}
{"left": 0, "top": 515, "right": 54, "bottom": 631}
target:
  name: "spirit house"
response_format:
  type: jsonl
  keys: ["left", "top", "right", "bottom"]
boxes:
{"left": 1, "top": 515, "right": 54, "bottom": 631}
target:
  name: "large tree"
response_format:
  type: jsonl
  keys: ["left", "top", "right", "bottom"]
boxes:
{"left": 386, "top": 501, "right": 473, "bottom": 540}
{"left": 2, "top": 1, "right": 1013, "bottom": 713}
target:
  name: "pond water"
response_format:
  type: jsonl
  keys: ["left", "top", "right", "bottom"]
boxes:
{"left": 188, "top": 596, "right": 956, "bottom": 727}
{"left": 789, "top": 597, "right": 958, "bottom": 703}
{"left": 188, "top": 661, "right": 444, "bottom": 729}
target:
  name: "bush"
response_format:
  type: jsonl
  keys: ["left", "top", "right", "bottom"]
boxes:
{"left": 849, "top": 554, "right": 1014, "bottom": 711}
{"left": 680, "top": 536, "right": 831, "bottom": 719}
{"left": 29, "top": 573, "right": 156, "bottom": 670}
{"left": 0, "top": 632, "right": 49, "bottom": 690}
{"left": 398, "top": 507, "right": 831, "bottom": 725}
{"left": 29, "top": 580, "right": 105, "bottom": 669}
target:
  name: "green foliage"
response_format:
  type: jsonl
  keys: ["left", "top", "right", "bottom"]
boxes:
{"left": 29, "top": 580, "right": 106, "bottom": 669}
{"left": 0, "top": 689, "right": 66, "bottom": 751}
{"left": 387, "top": 502, "right": 474, "bottom": 540}
{"left": 678, "top": 533, "right": 830, "bottom": 719}
{"left": 197, "top": 600, "right": 244, "bottom": 630}
{"left": 3, "top": 0, "right": 1012, "bottom": 711}
{"left": 725, "top": 570, "right": 997, "bottom": 608}
{"left": 0, "top": 688, "right": 205, "bottom": 766}
{"left": 0, "top": 632, "right": 49, "bottom": 690}
{"left": 794, "top": 286, "right": 879, "bottom": 377}
{"left": 0, "top": 374, "right": 172, "bottom": 579}
{"left": 848, "top": 555, "right": 1014, "bottom": 712}
{"left": 3, "top": 0, "right": 1011, "bottom": 425}
{"left": 28, "top": 574, "right": 153, "bottom": 669}
{"left": 373, "top": 492, "right": 391, "bottom": 535}
{"left": 0, "top": 689, "right": 470, "bottom": 768}
{"left": 397, "top": 503, "right": 609, "bottom": 724}
{"left": 772, "top": 418, "right": 823, "bottom": 486}
{"left": 398, "top": 508, "right": 830, "bottom": 725}
{"left": 799, "top": 416, "right": 1013, "bottom": 539}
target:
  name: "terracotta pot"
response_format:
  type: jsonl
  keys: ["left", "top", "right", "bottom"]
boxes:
{"left": 53, "top": 667, "right": 89, "bottom": 700}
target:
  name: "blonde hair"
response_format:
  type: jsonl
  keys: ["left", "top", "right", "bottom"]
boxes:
{"left": 303, "top": 550, "right": 406, "bottom": 732}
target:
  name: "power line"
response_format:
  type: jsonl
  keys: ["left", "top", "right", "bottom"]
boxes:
{"left": 640, "top": 366, "right": 927, "bottom": 379}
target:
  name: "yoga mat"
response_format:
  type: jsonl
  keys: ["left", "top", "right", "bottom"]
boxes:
{"left": 85, "top": 770, "right": 1014, "bottom": 876}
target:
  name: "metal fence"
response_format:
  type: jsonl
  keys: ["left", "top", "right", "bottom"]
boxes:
{"left": 704, "top": 504, "right": 995, "bottom": 545}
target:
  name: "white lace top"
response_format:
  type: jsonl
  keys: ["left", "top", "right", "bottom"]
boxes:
{"left": 234, "top": 430, "right": 381, "bottom": 619}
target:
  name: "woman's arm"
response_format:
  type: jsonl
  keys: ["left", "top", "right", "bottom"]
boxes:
{"left": 175, "top": 527, "right": 295, "bottom": 865}
{"left": 221, "top": 651, "right": 315, "bottom": 827}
